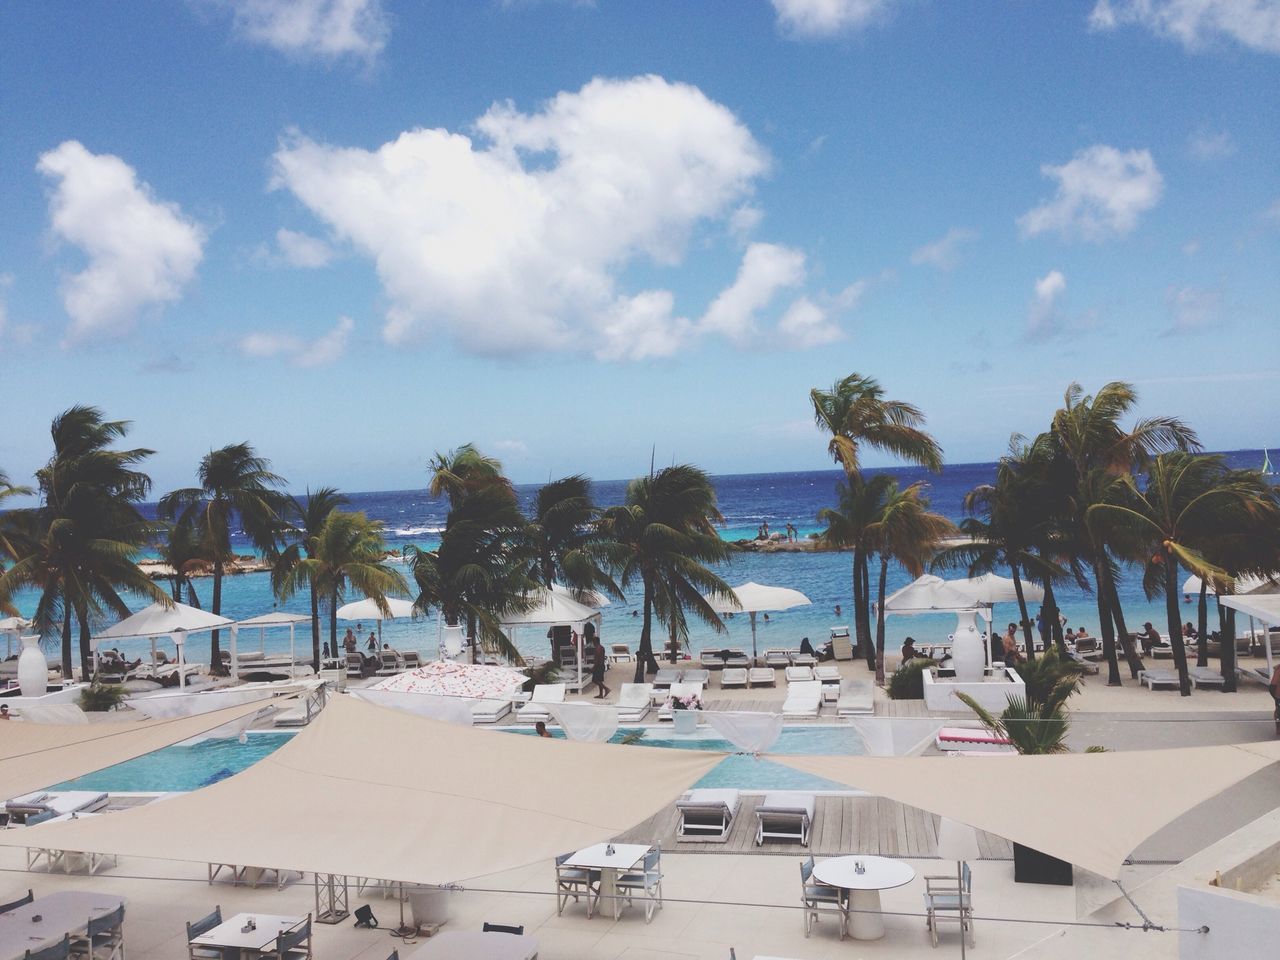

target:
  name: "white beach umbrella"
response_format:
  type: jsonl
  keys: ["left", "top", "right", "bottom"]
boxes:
{"left": 947, "top": 573, "right": 1044, "bottom": 605}
{"left": 94, "top": 601, "right": 234, "bottom": 690}
{"left": 1182, "top": 573, "right": 1279, "bottom": 597}
{"left": 335, "top": 596, "right": 416, "bottom": 645}
{"left": 551, "top": 582, "right": 611, "bottom": 607}
{"left": 704, "top": 581, "right": 812, "bottom": 663}
{"left": 0, "top": 617, "right": 31, "bottom": 658}
{"left": 881, "top": 575, "right": 979, "bottom": 615}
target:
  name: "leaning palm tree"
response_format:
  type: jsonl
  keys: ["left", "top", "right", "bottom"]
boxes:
{"left": 273, "top": 487, "right": 349, "bottom": 670}
{"left": 868, "top": 482, "right": 957, "bottom": 682}
{"left": 428, "top": 443, "right": 513, "bottom": 509}
{"left": 811, "top": 373, "right": 943, "bottom": 659}
{"left": 406, "top": 485, "right": 538, "bottom": 664}
{"left": 159, "top": 443, "right": 288, "bottom": 674}
{"left": 276, "top": 510, "right": 408, "bottom": 659}
{"left": 598, "top": 465, "right": 737, "bottom": 679}
{"left": 1089, "top": 453, "right": 1279, "bottom": 696}
{"left": 524, "top": 474, "right": 621, "bottom": 604}
{"left": 1047, "top": 382, "right": 1198, "bottom": 684}
{"left": 818, "top": 474, "right": 893, "bottom": 671}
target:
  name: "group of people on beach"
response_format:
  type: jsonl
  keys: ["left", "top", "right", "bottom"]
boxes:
{"left": 322, "top": 626, "right": 384, "bottom": 677}
{"left": 754, "top": 521, "right": 799, "bottom": 542}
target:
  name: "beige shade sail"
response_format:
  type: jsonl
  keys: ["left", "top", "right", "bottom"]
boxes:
{"left": 1, "top": 697, "right": 282, "bottom": 798}
{"left": 3, "top": 695, "right": 724, "bottom": 885}
{"left": 777, "top": 740, "right": 1280, "bottom": 880}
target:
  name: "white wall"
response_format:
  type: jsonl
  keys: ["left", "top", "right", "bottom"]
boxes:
{"left": 1178, "top": 884, "right": 1280, "bottom": 960}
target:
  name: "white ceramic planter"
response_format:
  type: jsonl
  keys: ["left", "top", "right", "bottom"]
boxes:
{"left": 924, "top": 666, "right": 1025, "bottom": 712}
{"left": 17, "top": 635, "right": 48, "bottom": 697}
{"left": 673, "top": 709, "right": 698, "bottom": 734}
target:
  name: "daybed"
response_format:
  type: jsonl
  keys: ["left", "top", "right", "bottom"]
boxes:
{"left": 676, "top": 788, "right": 740, "bottom": 842}
{"left": 755, "top": 792, "right": 816, "bottom": 845}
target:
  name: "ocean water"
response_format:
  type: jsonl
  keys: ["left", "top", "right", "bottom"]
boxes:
{"left": 7, "top": 450, "right": 1273, "bottom": 664}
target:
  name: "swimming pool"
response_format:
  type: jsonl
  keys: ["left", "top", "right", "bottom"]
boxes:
{"left": 54, "top": 725, "right": 863, "bottom": 794}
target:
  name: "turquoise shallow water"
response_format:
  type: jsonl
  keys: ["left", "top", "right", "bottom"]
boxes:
{"left": 54, "top": 725, "right": 861, "bottom": 793}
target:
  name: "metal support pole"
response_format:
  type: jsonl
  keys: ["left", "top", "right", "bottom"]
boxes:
{"left": 314, "top": 872, "right": 350, "bottom": 924}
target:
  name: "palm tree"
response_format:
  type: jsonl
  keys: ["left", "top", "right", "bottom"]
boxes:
{"left": 1047, "top": 382, "right": 1198, "bottom": 685}
{"left": 276, "top": 510, "right": 408, "bottom": 659}
{"left": 0, "top": 407, "right": 166, "bottom": 678}
{"left": 159, "top": 443, "right": 288, "bottom": 674}
{"left": 598, "top": 465, "right": 736, "bottom": 680}
{"left": 155, "top": 520, "right": 211, "bottom": 607}
{"left": 273, "top": 487, "right": 349, "bottom": 670}
{"left": 407, "top": 485, "right": 538, "bottom": 664}
{"left": 811, "top": 373, "right": 943, "bottom": 660}
{"left": 868, "top": 482, "right": 957, "bottom": 682}
{"left": 524, "top": 474, "right": 620, "bottom": 605}
{"left": 1089, "top": 453, "right": 1279, "bottom": 696}
{"left": 818, "top": 474, "right": 892, "bottom": 671}
{"left": 428, "top": 443, "right": 512, "bottom": 508}
{"left": 0, "top": 471, "right": 33, "bottom": 615}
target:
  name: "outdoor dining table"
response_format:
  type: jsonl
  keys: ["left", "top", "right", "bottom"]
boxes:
{"left": 408, "top": 930, "right": 538, "bottom": 959}
{"left": 564, "top": 842, "right": 651, "bottom": 920}
{"left": 188, "top": 912, "right": 303, "bottom": 958}
{"left": 812, "top": 854, "right": 915, "bottom": 941}
{"left": 0, "top": 891, "right": 126, "bottom": 960}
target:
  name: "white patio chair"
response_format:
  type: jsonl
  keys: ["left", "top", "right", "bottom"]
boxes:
{"left": 800, "top": 855, "right": 846, "bottom": 939}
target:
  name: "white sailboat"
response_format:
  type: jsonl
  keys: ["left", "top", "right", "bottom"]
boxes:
{"left": 1264, "top": 448, "right": 1275, "bottom": 477}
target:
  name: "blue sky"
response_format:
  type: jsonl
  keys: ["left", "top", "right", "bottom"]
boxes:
{"left": 1, "top": 0, "right": 1277, "bottom": 497}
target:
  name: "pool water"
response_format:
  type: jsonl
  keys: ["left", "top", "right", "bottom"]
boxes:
{"left": 53, "top": 725, "right": 862, "bottom": 794}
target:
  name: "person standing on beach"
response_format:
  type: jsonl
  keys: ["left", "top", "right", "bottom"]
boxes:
{"left": 342, "top": 628, "right": 357, "bottom": 654}
{"left": 590, "top": 643, "right": 610, "bottom": 700}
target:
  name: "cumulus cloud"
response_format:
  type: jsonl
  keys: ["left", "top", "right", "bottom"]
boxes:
{"left": 492, "top": 439, "right": 528, "bottom": 456}
{"left": 1018, "top": 144, "right": 1163, "bottom": 242}
{"left": 240, "top": 315, "right": 354, "bottom": 367}
{"left": 1088, "top": 0, "right": 1280, "bottom": 55}
{"left": 700, "top": 243, "right": 806, "bottom": 343}
{"left": 1026, "top": 270, "right": 1067, "bottom": 341}
{"left": 1188, "top": 126, "right": 1236, "bottom": 161}
{"left": 217, "top": 0, "right": 389, "bottom": 61}
{"left": 771, "top": 0, "right": 895, "bottom": 38}
{"left": 777, "top": 297, "right": 842, "bottom": 348}
{"left": 728, "top": 204, "right": 764, "bottom": 243}
{"left": 272, "top": 75, "right": 768, "bottom": 361}
{"left": 274, "top": 228, "right": 338, "bottom": 268}
{"left": 1164, "top": 284, "right": 1225, "bottom": 335}
{"left": 910, "top": 227, "right": 979, "bottom": 271}
{"left": 37, "top": 141, "right": 205, "bottom": 345}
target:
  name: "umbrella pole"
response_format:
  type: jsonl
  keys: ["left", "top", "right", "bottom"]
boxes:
{"left": 750, "top": 612, "right": 758, "bottom": 665}
{"left": 289, "top": 623, "right": 296, "bottom": 674}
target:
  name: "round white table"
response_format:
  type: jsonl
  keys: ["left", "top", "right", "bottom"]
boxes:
{"left": 812, "top": 855, "right": 915, "bottom": 941}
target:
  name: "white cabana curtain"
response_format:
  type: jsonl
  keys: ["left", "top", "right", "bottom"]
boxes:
{"left": 704, "top": 710, "right": 783, "bottom": 755}
{"left": 348, "top": 688, "right": 477, "bottom": 727}
{"left": 849, "top": 718, "right": 945, "bottom": 757}
{"left": 17, "top": 704, "right": 89, "bottom": 725}
{"left": 548, "top": 702, "right": 619, "bottom": 742}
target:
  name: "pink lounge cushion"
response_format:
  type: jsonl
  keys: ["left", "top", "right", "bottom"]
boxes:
{"left": 937, "top": 726, "right": 1012, "bottom": 745}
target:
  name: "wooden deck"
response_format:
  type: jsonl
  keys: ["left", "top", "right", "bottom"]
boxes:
{"left": 614, "top": 794, "right": 1013, "bottom": 860}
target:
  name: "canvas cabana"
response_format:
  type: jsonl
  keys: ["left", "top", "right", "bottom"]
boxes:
{"left": 501, "top": 590, "right": 602, "bottom": 689}
{"left": 1218, "top": 593, "right": 1280, "bottom": 681}
{"left": 231, "top": 611, "right": 312, "bottom": 677}
{"left": 93, "top": 601, "right": 235, "bottom": 689}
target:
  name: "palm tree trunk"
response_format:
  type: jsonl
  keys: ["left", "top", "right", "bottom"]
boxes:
{"left": 467, "top": 612, "right": 477, "bottom": 664}
{"left": 1011, "top": 562, "right": 1033, "bottom": 654}
{"left": 1196, "top": 580, "right": 1209, "bottom": 668}
{"left": 171, "top": 577, "right": 181, "bottom": 603}
{"left": 855, "top": 549, "right": 874, "bottom": 670}
{"left": 635, "top": 576, "right": 657, "bottom": 680}
{"left": 1041, "top": 580, "right": 1063, "bottom": 659}
{"left": 874, "top": 556, "right": 888, "bottom": 683}
{"left": 329, "top": 585, "right": 339, "bottom": 658}
{"left": 77, "top": 610, "right": 93, "bottom": 684}
{"left": 210, "top": 559, "right": 224, "bottom": 675}
{"left": 1220, "top": 604, "right": 1237, "bottom": 692}
{"left": 1163, "top": 551, "right": 1191, "bottom": 696}
{"left": 1104, "top": 574, "right": 1142, "bottom": 678}
{"left": 61, "top": 602, "right": 74, "bottom": 679}
{"left": 1092, "top": 558, "right": 1121, "bottom": 685}
{"left": 309, "top": 582, "right": 321, "bottom": 672}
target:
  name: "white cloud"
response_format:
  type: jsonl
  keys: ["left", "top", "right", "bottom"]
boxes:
{"left": 219, "top": 0, "right": 389, "bottom": 61}
{"left": 1088, "top": 1, "right": 1280, "bottom": 55}
{"left": 1188, "top": 126, "right": 1236, "bottom": 161}
{"left": 910, "top": 227, "right": 979, "bottom": 270}
{"left": 240, "top": 315, "right": 354, "bottom": 367}
{"left": 272, "top": 75, "right": 768, "bottom": 361}
{"left": 777, "top": 297, "right": 843, "bottom": 348}
{"left": 1182, "top": 238, "right": 1201, "bottom": 256}
{"left": 700, "top": 243, "right": 806, "bottom": 343}
{"left": 275, "top": 228, "right": 337, "bottom": 268}
{"left": 728, "top": 204, "right": 764, "bottom": 243}
{"left": 1027, "top": 270, "right": 1067, "bottom": 341}
{"left": 492, "top": 439, "right": 528, "bottom": 456}
{"left": 771, "top": 0, "right": 895, "bottom": 38}
{"left": 1017, "top": 144, "right": 1163, "bottom": 242}
{"left": 1164, "top": 284, "right": 1225, "bottom": 335}
{"left": 37, "top": 141, "right": 205, "bottom": 345}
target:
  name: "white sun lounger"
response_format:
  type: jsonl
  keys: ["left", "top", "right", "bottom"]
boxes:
{"left": 790, "top": 652, "right": 817, "bottom": 667}
{"left": 400, "top": 651, "right": 422, "bottom": 670}
{"left": 1190, "top": 666, "right": 1227, "bottom": 690}
{"left": 683, "top": 668, "right": 711, "bottom": 686}
{"left": 609, "top": 643, "right": 635, "bottom": 663}
{"left": 1139, "top": 669, "right": 1181, "bottom": 690}
{"left": 676, "top": 788, "right": 740, "bottom": 842}
{"left": 471, "top": 699, "right": 512, "bottom": 724}
{"left": 720, "top": 668, "right": 748, "bottom": 689}
{"left": 748, "top": 667, "right": 776, "bottom": 688}
{"left": 785, "top": 665, "right": 815, "bottom": 683}
{"left": 5, "top": 791, "right": 109, "bottom": 824}
{"left": 814, "top": 664, "right": 840, "bottom": 683}
{"left": 616, "top": 683, "right": 653, "bottom": 722}
{"left": 652, "top": 668, "right": 681, "bottom": 690}
{"left": 782, "top": 680, "right": 822, "bottom": 718}
{"left": 835, "top": 677, "right": 874, "bottom": 716}
{"left": 755, "top": 792, "right": 816, "bottom": 845}
{"left": 515, "top": 683, "right": 566, "bottom": 723}
{"left": 763, "top": 649, "right": 792, "bottom": 669}
{"left": 658, "top": 681, "right": 704, "bottom": 720}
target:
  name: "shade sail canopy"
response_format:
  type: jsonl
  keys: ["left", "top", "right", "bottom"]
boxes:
{"left": 776, "top": 741, "right": 1280, "bottom": 880}
{"left": 500, "top": 590, "right": 599, "bottom": 626}
{"left": 1182, "top": 573, "right": 1280, "bottom": 597}
{"left": 94, "top": 601, "right": 233, "bottom": 642}
{"left": 370, "top": 661, "right": 526, "bottom": 698}
{"left": 335, "top": 597, "right": 416, "bottom": 622}
{"left": 0, "top": 698, "right": 284, "bottom": 798}
{"left": 235, "top": 612, "right": 311, "bottom": 627}
{"left": 704, "top": 582, "right": 810, "bottom": 615}
{"left": 946, "top": 573, "right": 1044, "bottom": 605}
{"left": 125, "top": 687, "right": 275, "bottom": 721}
{"left": 1217, "top": 593, "right": 1280, "bottom": 625}
{"left": 5, "top": 696, "right": 724, "bottom": 885}
{"left": 882, "top": 575, "right": 980, "bottom": 615}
